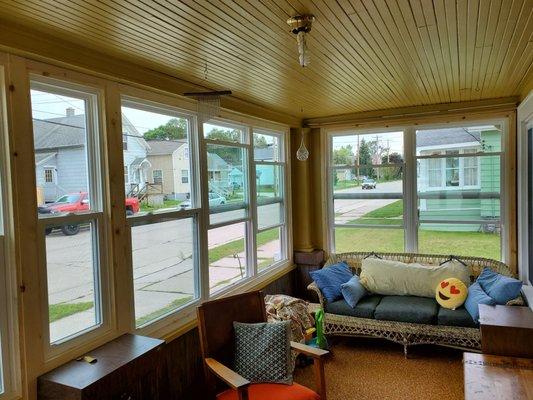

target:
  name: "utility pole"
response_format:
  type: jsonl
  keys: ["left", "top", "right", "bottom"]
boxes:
{"left": 375, "top": 135, "right": 380, "bottom": 180}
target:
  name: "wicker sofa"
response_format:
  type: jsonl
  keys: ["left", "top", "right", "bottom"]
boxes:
{"left": 308, "top": 252, "right": 523, "bottom": 355}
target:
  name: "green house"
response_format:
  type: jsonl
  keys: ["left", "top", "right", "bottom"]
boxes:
{"left": 417, "top": 127, "right": 501, "bottom": 232}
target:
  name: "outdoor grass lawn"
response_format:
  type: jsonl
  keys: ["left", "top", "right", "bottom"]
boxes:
{"left": 335, "top": 228, "right": 500, "bottom": 260}
{"left": 334, "top": 180, "right": 360, "bottom": 190}
{"left": 337, "top": 199, "right": 501, "bottom": 259}
{"left": 141, "top": 199, "right": 182, "bottom": 212}
{"left": 136, "top": 296, "right": 193, "bottom": 327}
{"left": 209, "top": 228, "right": 278, "bottom": 263}
{"left": 348, "top": 200, "right": 403, "bottom": 225}
{"left": 49, "top": 301, "right": 94, "bottom": 322}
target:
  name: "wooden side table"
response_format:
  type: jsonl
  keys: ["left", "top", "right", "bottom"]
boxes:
{"left": 479, "top": 304, "right": 533, "bottom": 358}
{"left": 38, "top": 334, "right": 165, "bottom": 399}
{"left": 464, "top": 352, "right": 533, "bottom": 400}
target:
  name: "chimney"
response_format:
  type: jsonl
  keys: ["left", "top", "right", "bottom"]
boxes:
{"left": 66, "top": 107, "right": 75, "bottom": 117}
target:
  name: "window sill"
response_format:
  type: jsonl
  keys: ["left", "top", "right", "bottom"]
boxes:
{"left": 137, "top": 261, "right": 296, "bottom": 343}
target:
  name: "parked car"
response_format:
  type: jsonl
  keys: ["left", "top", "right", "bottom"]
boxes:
{"left": 39, "top": 192, "right": 140, "bottom": 235}
{"left": 362, "top": 178, "right": 377, "bottom": 189}
{"left": 179, "top": 193, "right": 227, "bottom": 209}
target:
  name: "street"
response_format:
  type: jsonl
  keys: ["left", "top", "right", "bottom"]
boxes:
{"left": 46, "top": 203, "right": 281, "bottom": 341}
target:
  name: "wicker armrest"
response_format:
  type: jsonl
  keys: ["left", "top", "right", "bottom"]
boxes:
{"left": 307, "top": 281, "right": 325, "bottom": 308}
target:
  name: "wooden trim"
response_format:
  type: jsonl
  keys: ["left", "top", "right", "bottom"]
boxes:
{"left": 0, "top": 18, "right": 302, "bottom": 128}
{"left": 304, "top": 97, "right": 519, "bottom": 128}
{"left": 507, "top": 111, "right": 518, "bottom": 273}
{"left": 204, "top": 358, "right": 250, "bottom": 390}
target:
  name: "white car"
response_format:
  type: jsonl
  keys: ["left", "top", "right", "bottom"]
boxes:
{"left": 208, "top": 192, "right": 226, "bottom": 206}
{"left": 180, "top": 193, "right": 227, "bottom": 209}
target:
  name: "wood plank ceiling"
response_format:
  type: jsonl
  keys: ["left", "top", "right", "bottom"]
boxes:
{"left": 0, "top": 0, "right": 532, "bottom": 119}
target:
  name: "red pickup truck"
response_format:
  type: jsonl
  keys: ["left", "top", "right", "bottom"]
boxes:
{"left": 39, "top": 192, "right": 140, "bottom": 235}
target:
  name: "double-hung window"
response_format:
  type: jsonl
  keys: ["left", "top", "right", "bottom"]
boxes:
{"left": 30, "top": 78, "right": 110, "bottom": 349}
{"left": 253, "top": 131, "right": 287, "bottom": 271}
{"left": 121, "top": 99, "right": 200, "bottom": 328}
{"left": 328, "top": 123, "right": 504, "bottom": 261}
{"left": 416, "top": 126, "right": 502, "bottom": 260}
{"left": 203, "top": 122, "right": 250, "bottom": 294}
{"left": 329, "top": 131, "right": 405, "bottom": 253}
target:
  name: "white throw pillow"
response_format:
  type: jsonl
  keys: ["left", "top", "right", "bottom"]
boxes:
{"left": 359, "top": 258, "right": 470, "bottom": 298}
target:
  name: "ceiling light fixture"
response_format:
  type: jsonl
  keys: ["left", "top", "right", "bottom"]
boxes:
{"left": 287, "top": 15, "right": 315, "bottom": 67}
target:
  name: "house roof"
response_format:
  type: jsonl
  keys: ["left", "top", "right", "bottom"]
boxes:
{"left": 416, "top": 128, "right": 481, "bottom": 148}
{"left": 35, "top": 152, "right": 57, "bottom": 165}
{"left": 207, "top": 153, "right": 229, "bottom": 170}
{"left": 146, "top": 139, "right": 186, "bottom": 155}
{"left": 33, "top": 114, "right": 86, "bottom": 150}
{"left": 34, "top": 112, "right": 147, "bottom": 150}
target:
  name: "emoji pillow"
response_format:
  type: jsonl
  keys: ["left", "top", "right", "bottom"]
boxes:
{"left": 435, "top": 278, "right": 468, "bottom": 310}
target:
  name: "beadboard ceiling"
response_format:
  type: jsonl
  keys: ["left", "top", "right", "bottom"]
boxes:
{"left": 0, "top": 0, "right": 532, "bottom": 119}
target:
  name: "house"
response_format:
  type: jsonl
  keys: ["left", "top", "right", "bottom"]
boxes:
{"left": 145, "top": 140, "right": 232, "bottom": 199}
{"left": 417, "top": 127, "right": 501, "bottom": 231}
{"left": 35, "top": 108, "right": 149, "bottom": 203}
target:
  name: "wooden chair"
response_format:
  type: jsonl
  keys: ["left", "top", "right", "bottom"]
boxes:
{"left": 197, "top": 291, "right": 329, "bottom": 400}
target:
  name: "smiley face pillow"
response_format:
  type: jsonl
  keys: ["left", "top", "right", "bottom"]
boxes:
{"left": 435, "top": 278, "right": 468, "bottom": 310}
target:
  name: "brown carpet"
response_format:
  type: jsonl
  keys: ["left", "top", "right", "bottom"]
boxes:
{"left": 294, "top": 338, "right": 464, "bottom": 400}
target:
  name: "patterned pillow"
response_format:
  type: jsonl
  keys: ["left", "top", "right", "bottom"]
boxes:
{"left": 233, "top": 321, "right": 292, "bottom": 385}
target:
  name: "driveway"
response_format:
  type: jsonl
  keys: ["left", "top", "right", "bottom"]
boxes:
{"left": 334, "top": 180, "right": 402, "bottom": 224}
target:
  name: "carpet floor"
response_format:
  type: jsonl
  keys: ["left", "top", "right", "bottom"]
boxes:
{"left": 293, "top": 338, "right": 464, "bottom": 400}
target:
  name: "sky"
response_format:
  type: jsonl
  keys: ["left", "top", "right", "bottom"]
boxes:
{"left": 31, "top": 90, "right": 239, "bottom": 139}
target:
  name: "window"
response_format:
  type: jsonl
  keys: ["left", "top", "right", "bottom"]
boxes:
{"left": 416, "top": 126, "right": 502, "bottom": 260}
{"left": 121, "top": 100, "right": 198, "bottom": 328}
{"left": 122, "top": 134, "right": 128, "bottom": 150}
{"left": 328, "top": 123, "right": 504, "bottom": 260}
{"left": 181, "top": 169, "right": 188, "bottom": 184}
{"left": 124, "top": 166, "right": 129, "bottom": 184}
{"left": 330, "top": 131, "right": 405, "bottom": 253}
{"left": 152, "top": 169, "right": 163, "bottom": 185}
{"left": 204, "top": 122, "right": 249, "bottom": 293}
{"left": 253, "top": 131, "right": 286, "bottom": 271}
{"left": 44, "top": 167, "right": 54, "bottom": 183}
{"left": 31, "top": 79, "right": 109, "bottom": 346}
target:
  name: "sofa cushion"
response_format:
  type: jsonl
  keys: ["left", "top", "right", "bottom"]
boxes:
{"left": 341, "top": 275, "right": 368, "bottom": 308}
{"left": 476, "top": 267, "right": 522, "bottom": 305}
{"left": 360, "top": 258, "right": 470, "bottom": 298}
{"left": 437, "top": 306, "right": 478, "bottom": 328}
{"left": 309, "top": 262, "right": 353, "bottom": 303}
{"left": 374, "top": 296, "right": 438, "bottom": 325}
{"left": 464, "top": 282, "right": 496, "bottom": 323}
{"left": 325, "top": 295, "right": 382, "bottom": 319}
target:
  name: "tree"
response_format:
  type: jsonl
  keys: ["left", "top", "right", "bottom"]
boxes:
{"left": 143, "top": 118, "right": 187, "bottom": 140}
{"left": 253, "top": 135, "right": 268, "bottom": 148}
{"left": 381, "top": 152, "right": 403, "bottom": 181}
{"left": 332, "top": 145, "right": 354, "bottom": 165}
{"left": 358, "top": 139, "right": 375, "bottom": 178}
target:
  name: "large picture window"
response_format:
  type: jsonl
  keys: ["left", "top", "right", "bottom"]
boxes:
{"left": 329, "top": 123, "right": 504, "bottom": 260}
{"left": 121, "top": 99, "right": 199, "bottom": 328}
{"left": 31, "top": 78, "right": 109, "bottom": 346}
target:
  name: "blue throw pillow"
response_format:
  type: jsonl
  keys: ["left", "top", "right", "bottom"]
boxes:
{"left": 341, "top": 275, "right": 368, "bottom": 308}
{"left": 310, "top": 262, "right": 353, "bottom": 303}
{"left": 477, "top": 267, "right": 522, "bottom": 305}
{"left": 464, "top": 282, "right": 496, "bottom": 323}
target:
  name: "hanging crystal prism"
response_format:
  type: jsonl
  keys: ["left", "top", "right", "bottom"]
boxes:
{"left": 296, "top": 131, "right": 309, "bottom": 161}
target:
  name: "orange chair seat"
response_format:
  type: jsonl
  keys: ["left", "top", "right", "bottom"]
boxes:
{"left": 217, "top": 382, "right": 320, "bottom": 400}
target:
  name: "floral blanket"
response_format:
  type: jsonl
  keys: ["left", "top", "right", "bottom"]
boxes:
{"left": 265, "top": 294, "right": 314, "bottom": 344}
